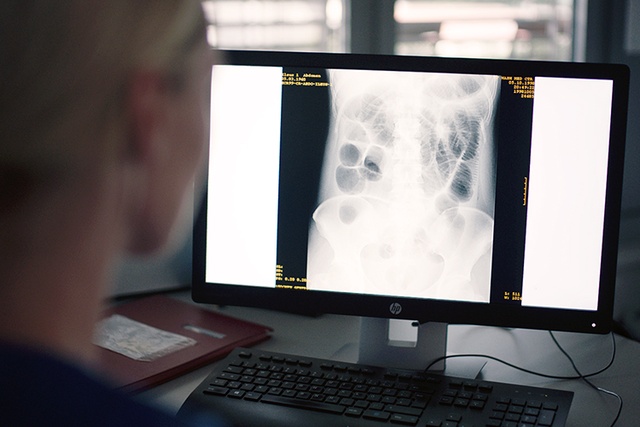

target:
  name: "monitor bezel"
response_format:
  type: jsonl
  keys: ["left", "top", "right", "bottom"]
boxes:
{"left": 193, "top": 49, "right": 629, "bottom": 334}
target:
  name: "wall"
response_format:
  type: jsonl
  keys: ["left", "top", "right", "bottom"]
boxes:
{"left": 588, "top": 0, "right": 640, "bottom": 338}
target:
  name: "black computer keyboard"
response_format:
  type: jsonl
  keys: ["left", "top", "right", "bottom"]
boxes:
{"left": 178, "top": 348, "right": 573, "bottom": 427}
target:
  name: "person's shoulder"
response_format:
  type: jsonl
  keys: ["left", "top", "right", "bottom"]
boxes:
{"left": 0, "top": 343, "right": 192, "bottom": 427}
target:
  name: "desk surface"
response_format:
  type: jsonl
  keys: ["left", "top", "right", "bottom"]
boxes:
{"left": 140, "top": 293, "right": 640, "bottom": 427}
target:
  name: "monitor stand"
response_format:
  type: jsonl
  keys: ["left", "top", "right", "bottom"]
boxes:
{"left": 331, "top": 318, "right": 486, "bottom": 378}
{"left": 357, "top": 317, "right": 447, "bottom": 372}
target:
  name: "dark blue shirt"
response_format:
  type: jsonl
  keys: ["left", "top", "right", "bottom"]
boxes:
{"left": 0, "top": 343, "right": 225, "bottom": 426}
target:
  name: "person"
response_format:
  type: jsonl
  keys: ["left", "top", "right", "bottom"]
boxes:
{"left": 0, "top": 1, "right": 219, "bottom": 425}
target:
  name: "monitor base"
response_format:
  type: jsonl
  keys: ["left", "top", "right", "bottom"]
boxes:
{"left": 358, "top": 317, "right": 447, "bottom": 372}
{"left": 331, "top": 319, "right": 486, "bottom": 378}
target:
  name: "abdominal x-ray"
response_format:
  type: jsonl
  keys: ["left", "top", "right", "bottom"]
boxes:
{"left": 307, "top": 69, "right": 500, "bottom": 302}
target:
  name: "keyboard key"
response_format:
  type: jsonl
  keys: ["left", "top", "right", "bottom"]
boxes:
{"left": 254, "top": 385, "right": 269, "bottom": 393}
{"left": 525, "top": 407, "right": 540, "bottom": 416}
{"left": 411, "top": 400, "right": 428, "bottom": 409}
{"left": 384, "top": 405, "right": 422, "bottom": 416}
{"left": 478, "top": 384, "right": 494, "bottom": 393}
{"left": 363, "top": 409, "right": 391, "bottom": 421}
{"left": 219, "top": 373, "right": 240, "bottom": 381}
{"left": 446, "top": 414, "right": 461, "bottom": 422}
{"left": 463, "top": 381, "right": 477, "bottom": 391}
{"left": 228, "top": 390, "right": 245, "bottom": 399}
{"left": 528, "top": 400, "right": 543, "bottom": 409}
{"left": 261, "top": 395, "right": 345, "bottom": 414}
{"left": 390, "top": 413, "right": 419, "bottom": 425}
{"left": 505, "top": 412, "right": 520, "bottom": 422}
{"left": 538, "top": 409, "right": 556, "bottom": 426}
{"left": 282, "top": 390, "right": 297, "bottom": 398}
{"left": 493, "top": 403, "right": 508, "bottom": 412}
{"left": 508, "top": 404, "right": 524, "bottom": 414}
{"left": 490, "top": 411, "right": 505, "bottom": 420}
{"left": 398, "top": 390, "right": 413, "bottom": 399}
{"left": 458, "top": 391, "right": 474, "bottom": 399}
{"left": 453, "top": 398, "right": 469, "bottom": 407}
{"left": 474, "top": 393, "right": 489, "bottom": 401}
{"left": 469, "top": 400, "right": 485, "bottom": 410}
{"left": 449, "top": 380, "right": 463, "bottom": 389}
{"left": 244, "top": 392, "right": 262, "bottom": 401}
{"left": 224, "top": 366, "right": 244, "bottom": 374}
{"left": 296, "top": 391, "right": 311, "bottom": 400}
{"left": 345, "top": 407, "right": 363, "bottom": 417}
{"left": 512, "top": 398, "right": 527, "bottom": 406}
{"left": 439, "top": 396, "right": 454, "bottom": 406}
{"left": 311, "top": 393, "right": 325, "bottom": 402}
{"left": 203, "top": 386, "right": 228, "bottom": 396}
{"left": 325, "top": 396, "right": 341, "bottom": 404}
{"left": 354, "top": 400, "right": 369, "bottom": 409}
{"left": 340, "top": 398, "right": 355, "bottom": 406}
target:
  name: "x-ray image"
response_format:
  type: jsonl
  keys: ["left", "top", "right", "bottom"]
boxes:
{"left": 307, "top": 69, "right": 500, "bottom": 302}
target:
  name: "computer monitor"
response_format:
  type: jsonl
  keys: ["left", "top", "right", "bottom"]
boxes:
{"left": 192, "top": 49, "right": 629, "bottom": 370}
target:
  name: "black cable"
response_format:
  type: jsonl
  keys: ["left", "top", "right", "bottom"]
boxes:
{"left": 424, "top": 331, "right": 623, "bottom": 427}
{"left": 425, "top": 352, "right": 590, "bottom": 380}
{"left": 549, "top": 331, "right": 623, "bottom": 427}
{"left": 424, "top": 331, "right": 616, "bottom": 379}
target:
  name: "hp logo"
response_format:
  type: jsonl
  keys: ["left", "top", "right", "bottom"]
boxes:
{"left": 389, "top": 303, "right": 402, "bottom": 315}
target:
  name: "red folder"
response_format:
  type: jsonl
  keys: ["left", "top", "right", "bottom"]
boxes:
{"left": 95, "top": 294, "right": 272, "bottom": 393}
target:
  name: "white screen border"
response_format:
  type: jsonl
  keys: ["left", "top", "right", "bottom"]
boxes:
{"left": 521, "top": 77, "right": 613, "bottom": 310}
{"left": 205, "top": 65, "right": 283, "bottom": 287}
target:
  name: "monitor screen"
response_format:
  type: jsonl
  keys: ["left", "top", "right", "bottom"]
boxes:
{"left": 193, "top": 50, "right": 628, "bottom": 336}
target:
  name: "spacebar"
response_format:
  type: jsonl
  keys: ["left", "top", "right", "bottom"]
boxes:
{"left": 261, "top": 395, "right": 346, "bottom": 414}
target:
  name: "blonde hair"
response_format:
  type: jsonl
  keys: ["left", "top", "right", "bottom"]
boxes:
{"left": 0, "top": 0, "right": 207, "bottom": 210}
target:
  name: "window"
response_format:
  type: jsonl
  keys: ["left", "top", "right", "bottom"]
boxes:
{"left": 395, "top": 0, "right": 576, "bottom": 60}
{"left": 202, "top": 0, "right": 347, "bottom": 52}
{"left": 202, "top": 0, "right": 581, "bottom": 61}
